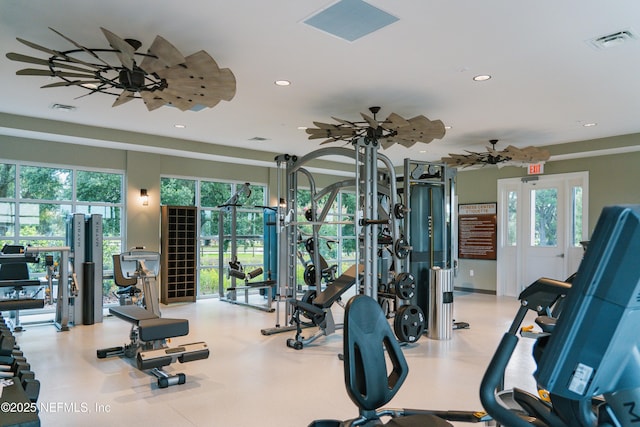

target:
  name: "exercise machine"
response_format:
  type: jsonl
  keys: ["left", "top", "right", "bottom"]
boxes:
{"left": 308, "top": 294, "right": 491, "bottom": 426}
{"left": 225, "top": 258, "right": 276, "bottom": 312}
{"left": 97, "top": 250, "right": 209, "bottom": 388}
{"left": 217, "top": 183, "right": 276, "bottom": 311}
{"left": 269, "top": 142, "right": 430, "bottom": 344}
{"left": 286, "top": 264, "right": 363, "bottom": 350}
{"left": 480, "top": 204, "right": 640, "bottom": 426}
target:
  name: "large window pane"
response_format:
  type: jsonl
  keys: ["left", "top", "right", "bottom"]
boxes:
{"left": 19, "top": 203, "right": 72, "bottom": 236}
{"left": 76, "top": 171, "right": 122, "bottom": 203}
{"left": 0, "top": 164, "right": 16, "bottom": 198}
{"left": 161, "top": 177, "right": 196, "bottom": 206}
{"left": 0, "top": 202, "right": 15, "bottom": 237}
{"left": 531, "top": 188, "right": 557, "bottom": 247}
{"left": 20, "top": 166, "right": 72, "bottom": 201}
{"left": 200, "top": 181, "right": 231, "bottom": 207}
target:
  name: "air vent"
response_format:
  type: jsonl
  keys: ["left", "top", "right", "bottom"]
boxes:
{"left": 249, "top": 136, "right": 269, "bottom": 141}
{"left": 50, "top": 103, "right": 77, "bottom": 112}
{"left": 588, "top": 29, "right": 638, "bottom": 49}
{"left": 303, "top": 0, "right": 399, "bottom": 42}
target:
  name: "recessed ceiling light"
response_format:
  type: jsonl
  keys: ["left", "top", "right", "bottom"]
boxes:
{"left": 583, "top": 122, "right": 597, "bottom": 127}
{"left": 419, "top": 150, "right": 427, "bottom": 154}
{"left": 473, "top": 74, "right": 491, "bottom": 82}
{"left": 297, "top": 126, "right": 308, "bottom": 130}
{"left": 174, "top": 124, "right": 186, "bottom": 129}
{"left": 274, "top": 80, "right": 291, "bottom": 86}
{"left": 444, "top": 125, "right": 452, "bottom": 130}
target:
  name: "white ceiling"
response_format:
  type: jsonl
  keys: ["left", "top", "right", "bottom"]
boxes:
{"left": 2, "top": 0, "right": 640, "bottom": 167}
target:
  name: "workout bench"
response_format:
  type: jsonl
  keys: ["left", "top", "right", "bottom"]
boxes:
{"left": 97, "top": 305, "right": 209, "bottom": 388}
{"left": 286, "top": 264, "right": 363, "bottom": 350}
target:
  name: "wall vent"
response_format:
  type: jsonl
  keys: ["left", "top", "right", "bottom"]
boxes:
{"left": 50, "top": 103, "right": 77, "bottom": 112}
{"left": 588, "top": 29, "right": 637, "bottom": 49}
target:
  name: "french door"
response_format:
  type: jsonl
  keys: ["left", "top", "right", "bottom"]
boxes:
{"left": 497, "top": 172, "right": 588, "bottom": 296}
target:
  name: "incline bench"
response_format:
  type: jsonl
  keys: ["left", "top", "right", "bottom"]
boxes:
{"left": 97, "top": 304, "right": 209, "bottom": 389}
{"left": 286, "top": 264, "right": 364, "bottom": 350}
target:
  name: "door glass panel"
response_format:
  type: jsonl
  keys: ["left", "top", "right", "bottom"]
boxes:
{"left": 572, "top": 186, "right": 583, "bottom": 247}
{"left": 507, "top": 191, "right": 517, "bottom": 246}
{"left": 531, "top": 188, "right": 558, "bottom": 247}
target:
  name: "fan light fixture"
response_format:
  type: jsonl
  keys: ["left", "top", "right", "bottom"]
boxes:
{"left": 6, "top": 27, "right": 236, "bottom": 112}
{"left": 441, "top": 139, "right": 551, "bottom": 168}
{"left": 305, "top": 106, "right": 446, "bottom": 149}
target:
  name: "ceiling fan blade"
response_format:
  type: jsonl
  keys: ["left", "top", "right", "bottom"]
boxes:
{"left": 154, "top": 90, "right": 193, "bottom": 111}
{"left": 139, "top": 35, "right": 186, "bottom": 74}
{"left": 49, "top": 27, "right": 110, "bottom": 67}
{"left": 380, "top": 139, "right": 396, "bottom": 149}
{"left": 16, "top": 68, "right": 96, "bottom": 79}
{"left": 6, "top": 52, "right": 95, "bottom": 74}
{"left": 100, "top": 27, "right": 135, "bottom": 70}
{"left": 16, "top": 37, "right": 103, "bottom": 70}
{"left": 140, "top": 91, "right": 167, "bottom": 111}
{"left": 41, "top": 79, "right": 101, "bottom": 88}
{"left": 380, "top": 112, "right": 410, "bottom": 131}
{"left": 320, "top": 138, "right": 337, "bottom": 145}
{"left": 331, "top": 116, "right": 357, "bottom": 127}
{"left": 360, "top": 113, "right": 378, "bottom": 128}
{"left": 112, "top": 90, "right": 137, "bottom": 107}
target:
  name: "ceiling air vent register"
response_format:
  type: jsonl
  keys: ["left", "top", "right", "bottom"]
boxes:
{"left": 588, "top": 29, "right": 637, "bottom": 49}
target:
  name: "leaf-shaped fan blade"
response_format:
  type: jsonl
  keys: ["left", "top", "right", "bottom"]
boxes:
{"left": 380, "top": 113, "right": 410, "bottom": 131}
{"left": 49, "top": 27, "right": 110, "bottom": 67}
{"left": 16, "top": 37, "right": 102, "bottom": 70}
{"left": 397, "top": 139, "right": 418, "bottom": 148}
{"left": 6, "top": 52, "right": 95, "bottom": 74}
{"left": 331, "top": 116, "right": 358, "bottom": 127}
{"left": 140, "top": 91, "right": 167, "bottom": 111}
{"left": 139, "top": 35, "right": 186, "bottom": 74}
{"left": 17, "top": 68, "right": 96, "bottom": 79}
{"left": 41, "top": 80, "right": 101, "bottom": 88}
{"left": 112, "top": 90, "right": 137, "bottom": 107}
{"left": 153, "top": 90, "right": 193, "bottom": 111}
{"left": 100, "top": 27, "right": 135, "bottom": 70}
{"left": 360, "top": 113, "right": 379, "bottom": 129}
{"left": 407, "top": 116, "right": 446, "bottom": 140}
{"left": 158, "top": 51, "right": 236, "bottom": 102}
{"left": 380, "top": 139, "right": 396, "bottom": 149}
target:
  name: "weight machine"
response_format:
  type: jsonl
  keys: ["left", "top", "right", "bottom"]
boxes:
{"left": 218, "top": 183, "right": 277, "bottom": 312}
{"left": 265, "top": 137, "right": 436, "bottom": 346}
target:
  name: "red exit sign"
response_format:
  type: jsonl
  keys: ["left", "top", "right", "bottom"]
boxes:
{"left": 528, "top": 163, "right": 544, "bottom": 175}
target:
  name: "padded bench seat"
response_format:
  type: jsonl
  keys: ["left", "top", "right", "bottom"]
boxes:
{"left": 109, "top": 306, "right": 189, "bottom": 341}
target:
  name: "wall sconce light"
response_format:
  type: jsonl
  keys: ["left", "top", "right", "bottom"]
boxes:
{"left": 140, "top": 189, "right": 149, "bottom": 206}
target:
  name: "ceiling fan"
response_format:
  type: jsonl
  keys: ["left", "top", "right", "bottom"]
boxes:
{"left": 305, "top": 106, "right": 446, "bottom": 149}
{"left": 441, "top": 139, "right": 551, "bottom": 168}
{"left": 6, "top": 27, "right": 236, "bottom": 112}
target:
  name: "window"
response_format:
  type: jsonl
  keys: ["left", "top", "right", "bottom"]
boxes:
{"left": 161, "top": 177, "right": 268, "bottom": 297}
{"left": 531, "top": 188, "right": 558, "bottom": 247}
{"left": 572, "top": 186, "right": 583, "bottom": 247}
{"left": 0, "top": 161, "right": 125, "bottom": 303}
{"left": 507, "top": 191, "right": 517, "bottom": 246}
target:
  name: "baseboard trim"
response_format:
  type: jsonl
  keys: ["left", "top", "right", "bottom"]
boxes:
{"left": 454, "top": 286, "right": 496, "bottom": 295}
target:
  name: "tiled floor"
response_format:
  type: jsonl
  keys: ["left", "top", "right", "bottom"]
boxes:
{"left": 10, "top": 291, "right": 541, "bottom": 426}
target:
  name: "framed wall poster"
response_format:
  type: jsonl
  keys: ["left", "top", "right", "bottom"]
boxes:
{"left": 458, "top": 203, "right": 497, "bottom": 260}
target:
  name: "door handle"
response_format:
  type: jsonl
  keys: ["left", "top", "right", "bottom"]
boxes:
{"left": 556, "top": 253, "right": 565, "bottom": 258}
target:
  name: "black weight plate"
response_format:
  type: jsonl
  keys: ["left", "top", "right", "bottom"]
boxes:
{"left": 395, "top": 238, "right": 410, "bottom": 259}
{"left": 303, "top": 264, "right": 316, "bottom": 287}
{"left": 394, "top": 304, "right": 425, "bottom": 343}
{"left": 395, "top": 272, "right": 415, "bottom": 300}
